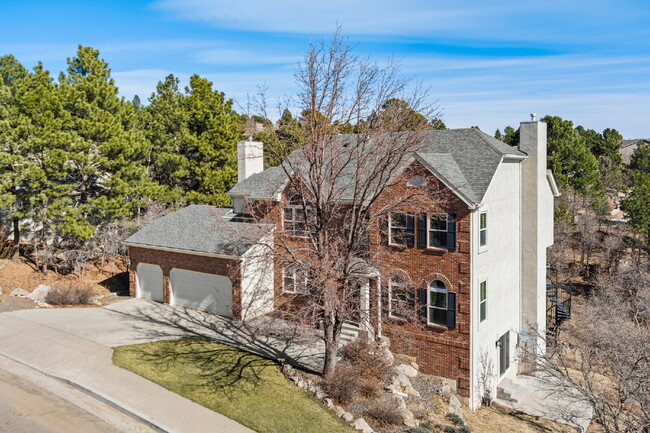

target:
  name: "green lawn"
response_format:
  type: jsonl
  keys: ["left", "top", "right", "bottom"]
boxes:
{"left": 112, "top": 337, "right": 353, "bottom": 433}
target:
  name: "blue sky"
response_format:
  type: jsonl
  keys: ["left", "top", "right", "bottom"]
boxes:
{"left": 2, "top": 0, "right": 650, "bottom": 137}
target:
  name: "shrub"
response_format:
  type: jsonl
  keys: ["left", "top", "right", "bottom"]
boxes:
{"left": 341, "top": 339, "right": 393, "bottom": 384}
{"left": 45, "top": 285, "right": 95, "bottom": 305}
{"left": 447, "top": 413, "right": 464, "bottom": 426}
{"left": 322, "top": 363, "right": 362, "bottom": 403}
{"left": 361, "top": 399, "right": 403, "bottom": 426}
{"left": 408, "top": 426, "right": 434, "bottom": 433}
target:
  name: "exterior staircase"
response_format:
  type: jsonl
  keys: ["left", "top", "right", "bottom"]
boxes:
{"left": 339, "top": 321, "right": 361, "bottom": 345}
{"left": 496, "top": 378, "right": 519, "bottom": 403}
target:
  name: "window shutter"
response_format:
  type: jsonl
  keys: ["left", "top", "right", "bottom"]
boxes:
{"left": 378, "top": 215, "right": 388, "bottom": 245}
{"left": 447, "top": 214, "right": 456, "bottom": 251}
{"left": 418, "top": 288, "right": 427, "bottom": 322}
{"left": 417, "top": 214, "right": 427, "bottom": 248}
{"left": 446, "top": 291, "right": 457, "bottom": 329}
{"left": 406, "top": 214, "right": 415, "bottom": 247}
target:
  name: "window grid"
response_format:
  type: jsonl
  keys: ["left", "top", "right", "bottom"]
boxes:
{"left": 479, "top": 212, "right": 487, "bottom": 247}
{"left": 389, "top": 212, "right": 409, "bottom": 246}
{"left": 428, "top": 213, "right": 448, "bottom": 249}
{"left": 428, "top": 279, "right": 448, "bottom": 325}
{"left": 479, "top": 280, "right": 487, "bottom": 322}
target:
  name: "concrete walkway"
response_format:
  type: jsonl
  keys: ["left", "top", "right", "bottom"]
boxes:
{"left": 496, "top": 374, "right": 594, "bottom": 432}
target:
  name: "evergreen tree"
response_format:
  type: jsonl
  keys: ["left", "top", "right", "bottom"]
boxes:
{"left": 144, "top": 74, "right": 240, "bottom": 205}
{"left": 57, "top": 45, "right": 150, "bottom": 238}
{"left": 621, "top": 171, "right": 650, "bottom": 249}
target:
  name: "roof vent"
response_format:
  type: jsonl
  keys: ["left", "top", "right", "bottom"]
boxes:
{"left": 530, "top": 113, "right": 537, "bottom": 122}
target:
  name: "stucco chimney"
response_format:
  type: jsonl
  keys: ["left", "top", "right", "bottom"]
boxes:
{"left": 520, "top": 119, "right": 554, "bottom": 348}
{"left": 237, "top": 138, "right": 264, "bottom": 183}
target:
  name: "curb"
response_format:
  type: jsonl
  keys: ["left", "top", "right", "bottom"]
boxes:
{"left": 0, "top": 352, "right": 174, "bottom": 433}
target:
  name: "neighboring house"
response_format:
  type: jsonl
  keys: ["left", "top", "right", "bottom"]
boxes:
{"left": 125, "top": 119, "right": 559, "bottom": 410}
{"left": 619, "top": 138, "right": 650, "bottom": 165}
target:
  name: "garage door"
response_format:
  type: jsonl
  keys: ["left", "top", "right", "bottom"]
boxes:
{"left": 137, "top": 263, "right": 163, "bottom": 302}
{"left": 170, "top": 269, "right": 233, "bottom": 318}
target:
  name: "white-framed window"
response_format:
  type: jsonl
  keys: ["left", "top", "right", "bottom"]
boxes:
{"left": 479, "top": 280, "right": 487, "bottom": 322}
{"left": 283, "top": 196, "right": 310, "bottom": 236}
{"left": 389, "top": 212, "right": 411, "bottom": 246}
{"left": 427, "top": 213, "right": 449, "bottom": 249}
{"left": 282, "top": 265, "right": 308, "bottom": 293}
{"left": 428, "top": 279, "right": 448, "bottom": 325}
{"left": 479, "top": 211, "right": 487, "bottom": 248}
{"left": 389, "top": 275, "right": 410, "bottom": 319}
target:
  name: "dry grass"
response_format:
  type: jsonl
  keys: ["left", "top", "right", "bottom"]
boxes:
{"left": 361, "top": 398, "right": 404, "bottom": 427}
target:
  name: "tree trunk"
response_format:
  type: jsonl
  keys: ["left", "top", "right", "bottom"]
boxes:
{"left": 322, "top": 314, "right": 343, "bottom": 378}
{"left": 11, "top": 216, "right": 20, "bottom": 261}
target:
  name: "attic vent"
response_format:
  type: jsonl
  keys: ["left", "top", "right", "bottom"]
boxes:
{"left": 407, "top": 175, "right": 425, "bottom": 187}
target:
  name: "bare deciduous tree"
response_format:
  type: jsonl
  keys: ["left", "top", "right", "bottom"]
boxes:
{"left": 243, "top": 31, "right": 442, "bottom": 377}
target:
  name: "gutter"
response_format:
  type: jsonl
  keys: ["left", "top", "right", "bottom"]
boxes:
{"left": 122, "top": 242, "right": 241, "bottom": 260}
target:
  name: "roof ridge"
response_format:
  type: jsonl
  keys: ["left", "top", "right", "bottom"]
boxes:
{"left": 471, "top": 128, "right": 506, "bottom": 157}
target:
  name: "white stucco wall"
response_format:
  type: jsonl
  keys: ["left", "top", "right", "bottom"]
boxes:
{"left": 240, "top": 233, "right": 275, "bottom": 321}
{"left": 470, "top": 159, "right": 522, "bottom": 409}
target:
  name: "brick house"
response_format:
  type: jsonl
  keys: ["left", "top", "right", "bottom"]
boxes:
{"left": 125, "top": 119, "right": 559, "bottom": 409}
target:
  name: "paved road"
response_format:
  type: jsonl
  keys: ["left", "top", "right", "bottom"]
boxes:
{"left": 0, "top": 356, "right": 154, "bottom": 433}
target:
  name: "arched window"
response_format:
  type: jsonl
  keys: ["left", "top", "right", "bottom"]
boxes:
{"left": 428, "top": 279, "right": 448, "bottom": 325}
{"left": 389, "top": 275, "right": 410, "bottom": 319}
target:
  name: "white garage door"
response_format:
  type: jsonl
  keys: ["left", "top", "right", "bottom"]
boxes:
{"left": 137, "top": 263, "right": 163, "bottom": 302}
{"left": 170, "top": 269, "right": 233, "bottom": 318}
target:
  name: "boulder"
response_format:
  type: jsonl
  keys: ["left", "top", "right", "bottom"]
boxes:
{"left": 396, "top": 363, "right": 418, "bottom": 378}
{"left": 89, "top": 296, "right": 103, "bottom": 306}
{"left": 393, "top": 396, "right": 407, "bottom": 410}
{"left": 0, "top": 285, "right": 3, "bottom": 295}
{"left": 342, "top": 412, "right": 354, "bottom": 423}
{"left": 447, "top": 394, "right": 464, "bottom": 419}
{"left": 333, "top": 406, "right": 346, "bottom": 418}
{"left": 397, "top": 372, "right": 411, "bottom": 387}
{"left": 381, "top": 347, "right": 395, "bottom": 364}
{"left": 10, "top": 288, "right": 29, "bottom": 297}
{"left": 440, "top": 384, "right": 452, "bottom": 397}
{"left": 29, "top": 285, "right": 52, "bottom": 303}
{"left": 352, "top": 417, "right": 374, "bottom": 433}
{"left": 323, "top": 398, "right": 334, "bottom": 408}
{"left": 410, "top": 361, "right": 419, "bottom": 371}
{"left": 281, "top": 364, "right": 295, "bottom": 376}
{"left": 36, "top": 302, "right": 52, "bottom": 309}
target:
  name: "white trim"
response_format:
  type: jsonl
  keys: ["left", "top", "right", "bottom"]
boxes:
{"left": 388, "top": 212, "right": 409, "bottom": 247}
{"left": 427, "top": 278, "right": 448, "bottom": 326}
{"left": 124, "top": 242, "right": 240, "bottom": 260}
{"left": 426, "top": 212, "right": 449, "bottom": 250}
{"left": 388, "top": 275, "right": 409, "bottom": 320}
{"left": 478, "top": 210, "right": 488, "bottom": 253}
{"left": 479, "top": 279, "right": 487, "bottom": 324}
{"left": 546, "top": 169, "right": 561, "bottom": 197}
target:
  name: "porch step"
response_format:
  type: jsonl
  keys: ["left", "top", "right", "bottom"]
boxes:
{"left": 339, "top": 322, "right": 361, "bottom": 345}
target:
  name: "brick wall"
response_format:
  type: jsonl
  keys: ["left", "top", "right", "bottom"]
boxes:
{"left": 371, "top": 161, "right": 472, "bottom": 397}
{"left": 128, "top": 246, "right": 243, "bottom": 320}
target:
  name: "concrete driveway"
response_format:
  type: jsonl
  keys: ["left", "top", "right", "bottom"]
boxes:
{"left": 1, "top": 298, "right": 329, "bottom": 433}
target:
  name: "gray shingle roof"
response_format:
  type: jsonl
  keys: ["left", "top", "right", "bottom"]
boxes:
{"left": 124, "top": 205, "right": 272, "bottom": 256}
{"left": 227, "top": 128, "right": 525, "bottom": 206}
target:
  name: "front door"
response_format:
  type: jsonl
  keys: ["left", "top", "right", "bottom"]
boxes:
{"left": 499, "top": 331, "right": 510, "bottom": 376}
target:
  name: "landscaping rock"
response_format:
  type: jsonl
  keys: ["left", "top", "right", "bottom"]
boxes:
{"left": 333, "top": 405, "right": 346, "bottom": 418}
{"left": 89, "top": 296, "right": 103, "bottom": 306}
{"left": 281, "top": 364, "right": 295, "bottom": 375}
{"left": 10, "top": 288, "right": 29, "bottom": 297}
{"left": 447, "top": 394, "right": 464, "bottom": 419}
{"left": 352, "top": 417, "right": 374, "bottom": 433}
{"left": 323, "top": 398, "right": 334, "bottom": 408}
{"left": 380, "top": 346, "right": 395, "bottom": 364}
{"left": 315, "top": 388, "right": 326, "bottom": 400}
{"left": 36, "top": 302, "right": 52, "bottom": 309}
{"left": 404, "top": 385, "right": 420, "bottom": 397}
{"left": 397, "top": 372, "right": 411, "bottom": 387}
{"left": 342, "top": 412, "right": 354, "bottom": 423}
{"left": 410, "top": 361, "right": 419, "bottom": 371}
{"left": 290, "top": 374, "right": 301, "bottom": 383}
{"left": 28, "top": 285, "right": 52, "bottom": 303}
{"left": 384, "top": 384, "right": 397, "bottom": 392}
{"left": 440, "top": 384, "right": 452, "bottom": 397}
{"left": 396, "top": 363, "right": 418, "bottom": 378}
{"left": 0, "top": 285, "right": 3, "bottom": 295}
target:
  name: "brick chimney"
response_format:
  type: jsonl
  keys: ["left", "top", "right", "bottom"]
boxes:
{"left": 237, "top": 137, "right": 264, "bottom": 183}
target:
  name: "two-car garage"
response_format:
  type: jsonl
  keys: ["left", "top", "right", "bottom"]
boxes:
{"left": 135, "top": 264, "right": 234, "bottom": 318}
{"left": 125, "top": 205, "right": 274, "bottom": 322}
